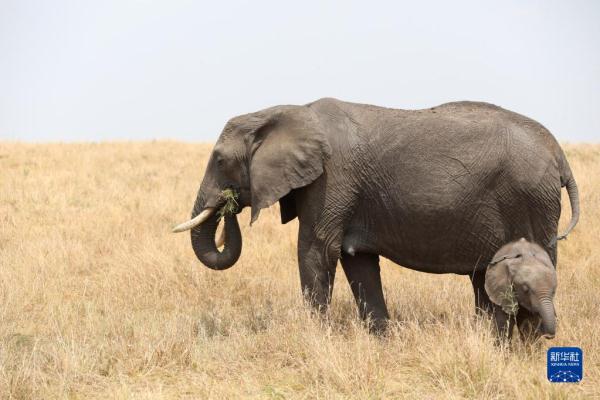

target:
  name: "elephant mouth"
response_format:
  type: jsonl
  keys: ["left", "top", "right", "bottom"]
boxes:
{"left": 517, "top": 311, "right": 556, "bottom": 340}
{"left": 172, "top": 188, "right": 240, "bottom": 233}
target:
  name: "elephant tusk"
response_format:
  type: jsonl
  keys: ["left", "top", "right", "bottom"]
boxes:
{"left": 215, "top": 223, "right": 225, "bottom": 248}
{"left": 172, "top": 208, "right": 216, "bottom": 233}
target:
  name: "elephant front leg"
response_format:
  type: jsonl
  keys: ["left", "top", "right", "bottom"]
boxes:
{"left": 493, "top": 305, "right": 515, "bottom": 342}
{"left": 297, "top": 237, "right": 338, "bottom": 313}
{"left": 341, "top": 252, "right": 389, "bottom": 333}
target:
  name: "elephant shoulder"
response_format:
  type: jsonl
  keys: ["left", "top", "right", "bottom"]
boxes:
{"left": 435, "top": 101, "right": 504, "bottom": 112}
{"left": 307, "top": 97, "right": 345, "bottom": 109}
{"left": 308, "top": 97, "right": 395, "bottom": 115}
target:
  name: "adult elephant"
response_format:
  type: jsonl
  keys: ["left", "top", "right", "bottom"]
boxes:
{"left": 173, "top": 98, "right": 579, "bottom": 333}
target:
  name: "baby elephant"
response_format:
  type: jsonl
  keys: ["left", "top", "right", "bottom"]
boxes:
{"left": 485, "top": 238, "right": 557, "bottom": 340}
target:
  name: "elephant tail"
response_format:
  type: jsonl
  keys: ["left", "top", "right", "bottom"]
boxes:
{"left": 556, "top": 176, "right": 580, "bottom": 242}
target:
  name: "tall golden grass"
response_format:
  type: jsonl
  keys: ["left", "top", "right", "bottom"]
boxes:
{"left": 0, "top": 141, "right": 598, "bottom": 399}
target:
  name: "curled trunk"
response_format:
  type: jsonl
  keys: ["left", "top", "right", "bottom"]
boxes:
{"left": 190, "top": 211, "right": 241, "bottom": 270}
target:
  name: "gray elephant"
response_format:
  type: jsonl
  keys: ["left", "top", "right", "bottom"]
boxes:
{"left": 485, "top": 238, "right": 558, "bottom": 340}
{"left": 173, "top": 98, "right": 579, "bottom": 334}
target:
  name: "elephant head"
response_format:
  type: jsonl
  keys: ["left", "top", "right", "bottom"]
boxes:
{"left": 485, "top": 238, "right": 558, "bottom": 339}
{"left": 172, "top": 104, "right": 331, "bottom": 270}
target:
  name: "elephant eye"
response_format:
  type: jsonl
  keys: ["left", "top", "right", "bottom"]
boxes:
{"left": 522, "top": 284, "right": 529, "bottom": 293}
{"left": 216, "top": 157, "right": 225, "bottom": 167}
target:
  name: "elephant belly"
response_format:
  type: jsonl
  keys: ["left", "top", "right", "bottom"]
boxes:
{"left": 344, "top": 192, "right": 534, "bottom": 275}
{"left": 346, "top": 187, "right": 559, "bottom": 275}
{"left": 343, "top": 215, "right": 491, "bottom": 275}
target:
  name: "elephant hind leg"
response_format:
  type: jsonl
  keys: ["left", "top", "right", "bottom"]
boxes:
{"left": 340, "top": 252, "right": 389, "bottom": 333}
{"left": 470, "top": 269, "right": 494, "bottom": 316}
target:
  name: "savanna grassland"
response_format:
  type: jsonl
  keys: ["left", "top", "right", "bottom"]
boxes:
{"left": 0, "top": 141, "right": 598, "bottom": 399}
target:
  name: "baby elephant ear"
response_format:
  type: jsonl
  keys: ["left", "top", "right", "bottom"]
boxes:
{"left": 485, "top": 262, "right": 511, "bottom": 307}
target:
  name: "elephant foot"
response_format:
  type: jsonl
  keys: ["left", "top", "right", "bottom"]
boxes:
{"left": 301, "top": 285, "right": 334, "bottom": 315}
{"left": 366, "top": 315, "right": 389, "bottom": 335}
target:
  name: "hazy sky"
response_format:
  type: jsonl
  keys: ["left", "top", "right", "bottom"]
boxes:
{"left": 1, "top": 1, "right": 599, "bottom": 142}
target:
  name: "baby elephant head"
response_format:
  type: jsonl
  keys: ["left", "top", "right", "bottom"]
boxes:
{"left": 485, "top": 238, "right": 558, "bottom": 339}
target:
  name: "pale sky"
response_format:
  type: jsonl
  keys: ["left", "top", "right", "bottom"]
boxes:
{"left": 1, "top": 1, "right": 599, "bottom": 142}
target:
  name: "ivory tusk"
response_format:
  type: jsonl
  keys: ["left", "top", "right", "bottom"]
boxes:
{"left": 172, "top": 208, "right": 215, "bottom": 233}
{"left": 215, "top": 224, "right": 225, "bottom": 248}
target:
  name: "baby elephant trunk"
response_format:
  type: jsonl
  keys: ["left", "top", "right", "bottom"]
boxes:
{"left": 538, "top": 298, "right": 556, "bottom": 339}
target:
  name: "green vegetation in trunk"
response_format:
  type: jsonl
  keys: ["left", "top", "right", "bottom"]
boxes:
{"left": 217, "top": 189, "right": 239, "bottom": 219}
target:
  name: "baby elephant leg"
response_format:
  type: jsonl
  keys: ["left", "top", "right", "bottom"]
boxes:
{"left": 493, "top": 306, "right": 516, "bottom": 342}
{"left": 340, "top": 252, "right": 389, "bottom": 333}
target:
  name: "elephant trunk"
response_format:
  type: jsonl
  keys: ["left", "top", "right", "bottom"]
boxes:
{"left": 538, "top": 297, "right": 556, "bottom": 339}
{"left": 190, "top": 210, "right": 242, "bottom": 270}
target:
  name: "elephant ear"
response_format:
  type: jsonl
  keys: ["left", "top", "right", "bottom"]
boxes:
{"left": 485, "top": 262, "right": 517, "bottom": 313}
{"left": 248, "top": 106, "right": 331, "bottom": 224}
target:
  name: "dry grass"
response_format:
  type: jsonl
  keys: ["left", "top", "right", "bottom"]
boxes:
{"left": 0, "top": 141, "right": 598, "bottom": 399}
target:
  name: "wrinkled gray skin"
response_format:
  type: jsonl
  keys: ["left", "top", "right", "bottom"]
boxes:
{"left": 485, "top": 238, "right": 558, "bottom": 340}
{"left": 185, "top": 98, "right": 579, "bottom": 335}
